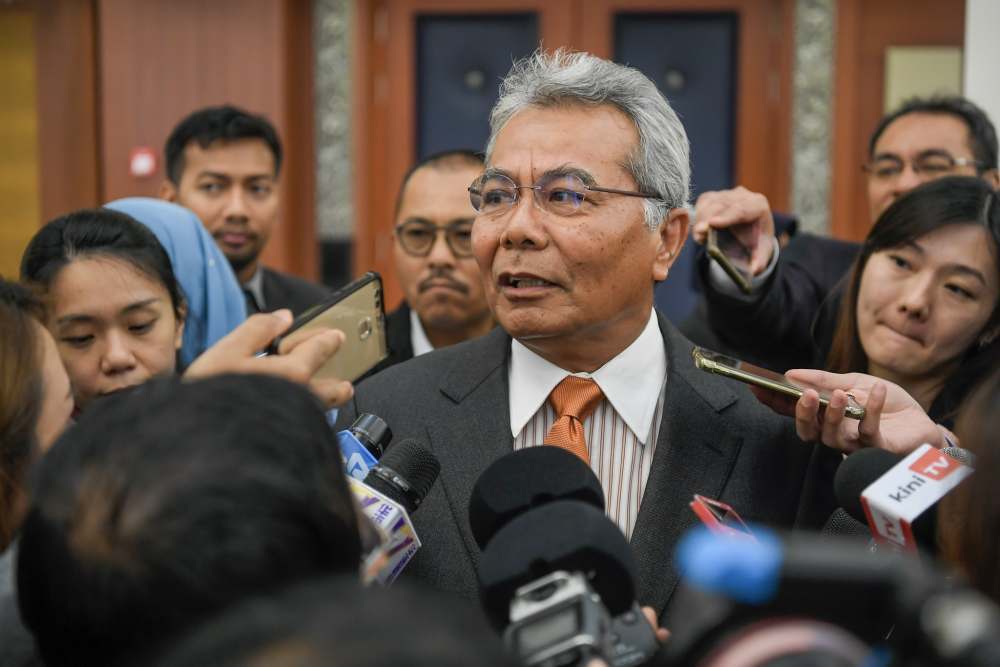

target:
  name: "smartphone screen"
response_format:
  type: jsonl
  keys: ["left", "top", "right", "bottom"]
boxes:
{"left": 275, "top": 272, "right": 388, "bottom": 382}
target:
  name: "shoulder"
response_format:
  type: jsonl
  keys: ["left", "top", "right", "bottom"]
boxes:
{"left": 261, "top": 267, "right": 331, "bottom": 313}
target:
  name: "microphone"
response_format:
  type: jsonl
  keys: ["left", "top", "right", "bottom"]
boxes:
{"left": 470, "top": 448, "right": 658, "bottom": 667}
{"left": 338, "top": 413, "right": 392, "bottom": 480}
{"left": 835, "top": 445, "right": 973, "bottom": 553}
{"left": 468, "top": 445, "right": 604, "bottom": 549}
{"left": 351, "top": 439, "right": 439, "bottom": 585}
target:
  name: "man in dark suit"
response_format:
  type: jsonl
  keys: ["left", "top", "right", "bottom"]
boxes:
{"left": 160, "top": 105, "right": 329, "bottom": 316}
{"left": 368, "top": 151, "right": 494, "bottom": 376}
{"left": 688, "top": 96, "right": 999, "bottom": 371}
{"left": 337, "top": 50, "right": 839, "bottom": 622}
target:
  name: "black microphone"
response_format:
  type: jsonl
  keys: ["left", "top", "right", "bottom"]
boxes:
{"left": 468, "top": 446, "right": 604, "bottom": 549}
{"left": 364, "top": 440, "right": 440, "bottom": 514}
{"left": 835, "top": 448, "right": 939, "bottom": 550}
{"left": 834, "top": 446, "right": 973, "bottom": 554}
{"left": 352, "top": 439, "right": 440, "bottom": 585}
{"left": 470, "top": 449, "right": 658, "bottom": 667}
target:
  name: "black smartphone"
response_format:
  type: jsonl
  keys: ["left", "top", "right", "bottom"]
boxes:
{"left": 270, "top": 272, "right": 388, "bottom": 383}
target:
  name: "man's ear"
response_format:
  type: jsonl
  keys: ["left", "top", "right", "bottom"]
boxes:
{"left": 651, "top": 207, "right": 689, "bottom": 281}
{"left": 159, "top": 179, "right": 178, "bottom": 202}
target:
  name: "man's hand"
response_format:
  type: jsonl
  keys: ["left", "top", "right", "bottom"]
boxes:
{"left": 692, "top": 186, "right": 776, "bottom": 275}
{"left": 776, "top": 369, "right": 944, "bottom": 455}
{"left": 183, "top": 310, "right": 354, "bottom": 408}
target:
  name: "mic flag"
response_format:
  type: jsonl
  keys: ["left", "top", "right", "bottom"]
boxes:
{"left": 860, "top": 443, "right": 973, "bottom": 552}
{"left": 351, "top": 476, "right": 420, "bottom": 585}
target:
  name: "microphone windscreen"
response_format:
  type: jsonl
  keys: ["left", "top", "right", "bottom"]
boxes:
{"left": 942, "top": 446, "right": 975, "bottom": 467}
{"left": 469, "top": 447, "right": 604, "bottom": 549}
{"left": 365, "top": 439, "right": 440, "bottom": 513}
{"left": 821, "top": 508, "right": 871, "bottom": 539}
{"left": 834, "top": 448, "right": 901, "bottom": 523}
{"left": 478, "top": 500, "right": 636, "bottom": 629}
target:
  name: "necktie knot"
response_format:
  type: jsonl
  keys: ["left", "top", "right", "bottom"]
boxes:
{"left": 543, "top": 376, "right": 604, "bottom": 464}
{"left": 548, "top": 375, "right": 604, "bottom": 421}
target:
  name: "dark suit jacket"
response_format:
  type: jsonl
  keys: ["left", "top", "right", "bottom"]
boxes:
{"left": 261, "top": 267, "right": 331, "bottom": 316}
{"left": 336, "top": 314, "right": 840, "bottom": 621}
{"left": 689, "top": 233, "right": 860, "bottom": 372}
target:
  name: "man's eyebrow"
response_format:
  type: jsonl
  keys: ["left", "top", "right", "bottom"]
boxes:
{"left": 480, "top": 166, "right": 515, "bottom": 181}
{"left": 542, "top": 164, "right": 596, "bottom": 186}
{"left": 399, "top": 216, "right": 433, "bottom": 227}
{"left": 871, "top": 152, "right": 904, "bottom": 162}
{"left": 195, "top": 170, "right": 233, "bottom": 180}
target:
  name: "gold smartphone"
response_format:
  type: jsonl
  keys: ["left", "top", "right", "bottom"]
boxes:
{"left": 692, "top": 347, "right": 865, "bottom": 420}
{"left": 272, "top": 272, "right": 388, "bottom": 383}
{"left": 706, "top": 228, "right": 753, "bottom": 294}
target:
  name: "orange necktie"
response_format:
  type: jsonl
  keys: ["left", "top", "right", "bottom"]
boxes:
{"left": 543, "top": 376, "right": 604, "bottom": 465}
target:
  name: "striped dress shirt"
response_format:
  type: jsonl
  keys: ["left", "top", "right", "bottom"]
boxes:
{"left": 509, "top": 311, "right": 667, "bottom": 541}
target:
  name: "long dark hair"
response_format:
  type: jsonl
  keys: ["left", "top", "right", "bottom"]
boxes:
{"left": 827, "top": 176, "right": 1000, "bottom": 422}
{"left": 0, "top": 279, "right": 45, "bottom": 550}
{"left": 20, "top": 208, "right": 186, "bottom": 321}
{"left": 940, "top": 366, "right": 1000, "bottom": 605}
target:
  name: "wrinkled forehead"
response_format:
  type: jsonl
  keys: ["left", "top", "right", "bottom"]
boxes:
{"left": 488, "top": 104, "right": 640, "bottom": 182}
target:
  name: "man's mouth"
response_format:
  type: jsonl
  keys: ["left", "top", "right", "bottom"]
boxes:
{"left": 419, "top": 277, "right": 468, "bottom": 294}
{"left": 498, "top": 273, "right": 559, "bottom": 290}
{"left": 216, "top": 230, "right": 255, "bottom": 247}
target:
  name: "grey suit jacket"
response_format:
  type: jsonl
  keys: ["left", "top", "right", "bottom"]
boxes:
{"left": 337, "top": 313, "right": 839, "bottom": 621}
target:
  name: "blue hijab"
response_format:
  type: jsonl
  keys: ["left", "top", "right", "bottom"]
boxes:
{"left": 104, "top": 197, "right": 246, "bottom": 368}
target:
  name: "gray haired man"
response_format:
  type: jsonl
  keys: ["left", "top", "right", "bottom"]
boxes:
{"left": 337, "top": 50, "right": 839, "bottom": 622}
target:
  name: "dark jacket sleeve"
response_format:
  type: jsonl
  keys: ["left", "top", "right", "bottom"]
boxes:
{"left": 698, "top": 233, "right": 859, "bottom": 372}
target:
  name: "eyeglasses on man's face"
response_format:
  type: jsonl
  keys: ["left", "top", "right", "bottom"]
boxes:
{"left": 468, "top": 172, "right": 663, "bottom": 218}
{"left": 394, "top": 220, "right": 474, "bottom": 258}
{"left": 862, "top": 151, "right": 982, "bottom": 181}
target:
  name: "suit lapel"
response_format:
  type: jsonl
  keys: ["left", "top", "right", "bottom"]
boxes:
{"left": 425, "top": 328, "right": 513, "bottom": 569}
{"left": 630, "top": 315, "right": 743, "bottom": 615}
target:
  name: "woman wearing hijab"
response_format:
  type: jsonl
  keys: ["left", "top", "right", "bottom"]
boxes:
{"left": 104, "top": 197, "right": 247, "bottom": 368}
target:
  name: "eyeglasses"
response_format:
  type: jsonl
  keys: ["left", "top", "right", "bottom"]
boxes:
{"left": 862, "top": 152, "right": 982, "bottom": 181}
{"left": 394, "top": 220, "right": 474, "bottom": 258}
{"left": 468, "top": 172, "right": 663, "bottom": 217}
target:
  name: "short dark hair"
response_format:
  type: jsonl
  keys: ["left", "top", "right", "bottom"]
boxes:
{"left": 20, "top": 207, "right": 186, "bottom": 322}
{"left": 868, "top": 96, "right": 999, "bottom": 172}
{"left": 164, "top": 105, "right": 283, "bottom": 184}
{"left": 827, "top": 176, "right": 1000, "bottom": 423}
{"left": 153, "top": 577, "right": 519, "bottom": 667}
{"left": 16, "top": 374, "right": 362, "bottom": 667}
{"left": 394, "top": 149, "right": 485, "bottom": 220}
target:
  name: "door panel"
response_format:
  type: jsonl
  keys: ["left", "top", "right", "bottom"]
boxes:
{"left": 417, "top": 14, "right": 539, "bottom": 158}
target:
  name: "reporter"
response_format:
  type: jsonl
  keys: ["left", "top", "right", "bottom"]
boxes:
{"left": 16, "top": 373, "right": 363, "bottom": 667}
{"left": 734, "top": 178, "right": 1000, "bottom": 438}
{"left": 20, "top": 208, "right": 188, "bottom": 412}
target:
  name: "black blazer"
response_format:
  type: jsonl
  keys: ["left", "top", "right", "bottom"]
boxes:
{"left": 337, "top": 313, "right": 840, "bottom": 621}
{"left": 260, "top": 267, "right": 331, "bottom": 316}
{"left": 689, "top": 233, "right": 860, "bottom": 372}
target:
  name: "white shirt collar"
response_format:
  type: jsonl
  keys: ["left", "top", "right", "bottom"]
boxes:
{"left": 409, "top": 308, "right": 435, "bottom": 357}
{"left": 508, "top": 310, "right": 666, "bottom": 443}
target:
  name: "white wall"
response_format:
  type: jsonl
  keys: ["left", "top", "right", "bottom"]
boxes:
{"left": 964, "top": 0, "right": 1000, "bottom": 134}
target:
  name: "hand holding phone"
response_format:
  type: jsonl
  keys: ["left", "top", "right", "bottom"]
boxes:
{"left": 692, "top": 347, "right": 865, "bottom": 420}
{"left": 706, "top": 228, "right": 753, "bottom": 294}
{"left": 271, "top": 272, "right": 388, "bottom": 383}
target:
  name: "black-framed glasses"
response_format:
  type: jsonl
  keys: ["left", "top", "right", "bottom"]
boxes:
{"left": 394, "top": 220, "right": 474, "bottom": 258}
{"left": 862, "top": 151, "right": 982, "bottom": 181}
{"left": 468, "top": 172, "right": 663, "bottom": 217}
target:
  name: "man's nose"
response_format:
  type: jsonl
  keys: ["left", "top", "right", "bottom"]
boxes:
{"left": 426, "top": 230, "right": 457, "bottom": 267}
{"left": 500, "top": 191, "right": 548, "bottom": 250}
{"left": 222, "top": 187, "right": 249, "bottom": 220}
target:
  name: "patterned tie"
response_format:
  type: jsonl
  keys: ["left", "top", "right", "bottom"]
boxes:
{"left": 543, "top": 376, "right": 604, "bottom": 465}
